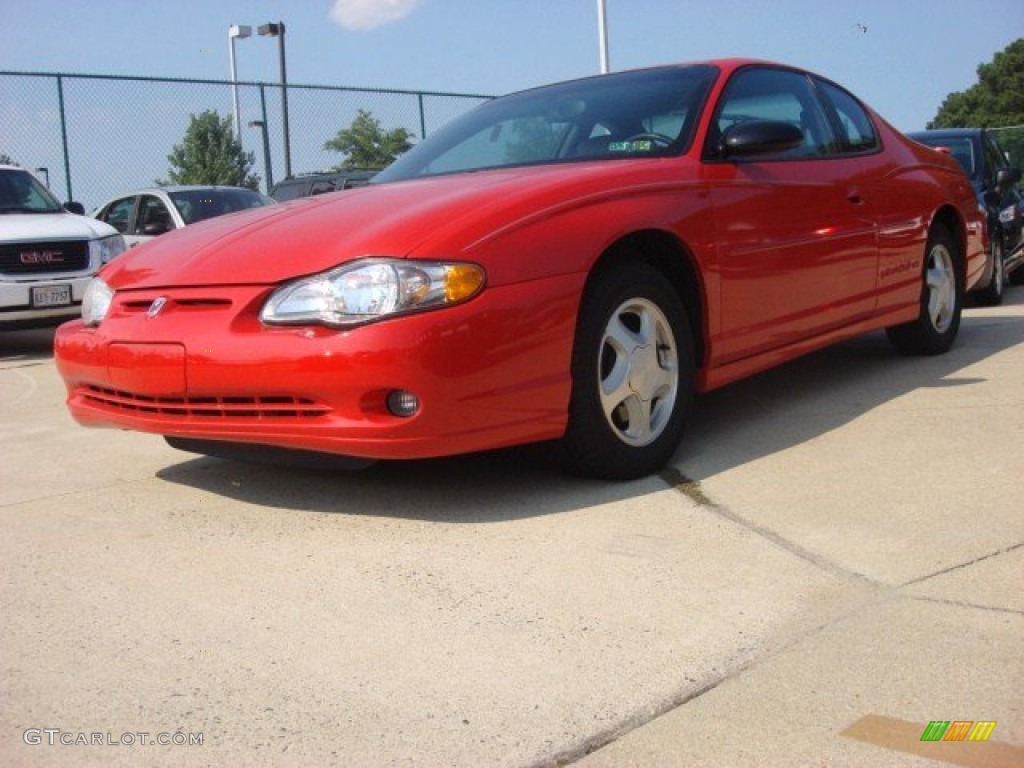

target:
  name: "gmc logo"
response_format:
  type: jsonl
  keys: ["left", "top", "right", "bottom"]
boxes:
{"left": 19, "top": 250, "right": 64, "bottom": 264}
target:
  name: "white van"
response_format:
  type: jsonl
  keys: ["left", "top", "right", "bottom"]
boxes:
{"left": 0, "top": 166, "right": 125, "bottom": 329}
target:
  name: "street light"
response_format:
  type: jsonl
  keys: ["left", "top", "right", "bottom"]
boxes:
{"left": 258, "top": 22, "right": 292, "bottom": 179}
{"left": 228, "top": 24, "right": 252, "bottom": 143}
{"left": 249, "top": 120, "right": 274, "bottom": 194}
{"left": 34, "top": 167, "right": 50, "bottom": 188}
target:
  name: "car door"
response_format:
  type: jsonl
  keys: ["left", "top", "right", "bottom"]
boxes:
{"left": 701, "top": 66, "right": 879, "bottom": 365}
{"left": 131, "top": 194, "right": 178, "bottom": 246}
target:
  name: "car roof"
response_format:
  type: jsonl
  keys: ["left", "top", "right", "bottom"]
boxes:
{"left": 907, "top": 128, "right": 984, "bottom": 139}
{"left": 124, "top": 185, "right": 261, "bottom": 194}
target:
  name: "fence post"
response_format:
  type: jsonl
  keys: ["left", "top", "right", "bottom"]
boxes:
{"left": 417, "top": 93, "right": 426, "bottom": 139}
{"left": 57, "top": 74, "right": 73, "bottom": 202}
{"left": 259, "top": 84, "right": 273, "bottom": 193}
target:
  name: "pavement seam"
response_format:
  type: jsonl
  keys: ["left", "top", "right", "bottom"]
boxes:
{"left": 901, "top": 595, "right": 1024, "bottom": 617}
{"left": 547, "top": 592, "right": 901, "bottom": 767}
{"left": 898, "top": 541, "right": 1024, "bottom": 587}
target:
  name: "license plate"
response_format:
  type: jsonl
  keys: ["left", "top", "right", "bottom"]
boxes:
{"left": 31, "top": 284, "right": 72, "bottom": 308}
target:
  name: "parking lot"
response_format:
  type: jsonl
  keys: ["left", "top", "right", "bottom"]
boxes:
{"left": 1, "top": 294, "right": 1022, "bottom": 767}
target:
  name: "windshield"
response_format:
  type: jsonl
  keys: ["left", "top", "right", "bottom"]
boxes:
{"left": 169, "top": 188, "right": 274, "bottom": 225}
{"left": 0, "top": 168, "right": 64, "bottom": 214}
{"left": 376, "top": 65, "right": 719, "bottom": 183}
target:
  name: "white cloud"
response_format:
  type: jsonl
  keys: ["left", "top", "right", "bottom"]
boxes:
{"left": 329, "top": 0, "right": 422, "bottom": 31}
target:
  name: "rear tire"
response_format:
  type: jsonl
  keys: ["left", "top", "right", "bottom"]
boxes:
{"left": 972, "top": 239, "right": 1004, "bottom": 306}
{"left": 1009, "top": 259, "right": 1024, "bottom": 286}
{"left": 886, "top": 224, "right": 962, "bottom": 355}
{"left": 558, "top": 261, "right": 694, "bottom": 480}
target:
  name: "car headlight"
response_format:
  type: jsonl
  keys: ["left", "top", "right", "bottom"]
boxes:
{"left": 82, "top": 277, "right": 114, "bottom": 327}
{"left": 91, "top": 233, "right": 127, "bottom": 264}
{"left": 260, "top": 258, "right": 486, "bottom": 328}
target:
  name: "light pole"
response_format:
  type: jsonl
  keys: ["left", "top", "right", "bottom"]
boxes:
{"left": 228, "top": 24, "right": 252, "bottom": 143}
{"left": 34, "top": 167, "right": 50, "bottom": 188}
{"left": 258, "top": 22, "right": 292, "bottom": 179}
{"left": 249, "top": 120, "right": 274, "bottom": 194}
{"left": 596, "top": 0, "right": 609, "bottom": 74}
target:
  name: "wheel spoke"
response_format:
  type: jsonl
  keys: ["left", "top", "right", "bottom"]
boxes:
{"left": 600, "top": 353, "right": 633, "bottom": 414}
{"left": 604, "top": 313, "right": 641, "bottom": 354}
{"left": 620, "top": 394, "right": 653, "bottom": 441}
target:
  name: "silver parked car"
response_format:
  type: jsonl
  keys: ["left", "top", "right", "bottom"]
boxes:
{"left": 92, "top": 186, "right": 275, "bottom": 248}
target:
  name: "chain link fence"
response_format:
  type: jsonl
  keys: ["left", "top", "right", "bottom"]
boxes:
{"left": 1, "top": 71, "right": 492, "bottom": 210}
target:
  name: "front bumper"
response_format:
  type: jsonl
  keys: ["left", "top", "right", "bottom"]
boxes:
{"left": 0, "top": 275, "right": 92, "bottom": 328}
{"left": 55, "top": 277, "right": 581, "bottom": 461}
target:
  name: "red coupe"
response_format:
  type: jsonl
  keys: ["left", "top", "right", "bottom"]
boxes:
{"left": 55, "top": 59, "right": 985, "bottom": 480}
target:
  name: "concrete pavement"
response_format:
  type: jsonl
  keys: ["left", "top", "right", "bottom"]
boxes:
{"left": 0, "top": 291, "right": 1021, "bottom": 767}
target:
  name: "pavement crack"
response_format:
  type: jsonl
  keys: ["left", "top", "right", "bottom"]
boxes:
{"left": 659, "top": 467, "right": 879, "bottom": 586}
{"left": 659, "top": 466, "right": 718, "bottom": 507}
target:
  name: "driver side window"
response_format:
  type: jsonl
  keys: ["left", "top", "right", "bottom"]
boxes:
{"left": 707, "top": 67, "right": 838, "bottom": 159}
{"left": 99, "top": 197, "right": 135, "bottom": 234}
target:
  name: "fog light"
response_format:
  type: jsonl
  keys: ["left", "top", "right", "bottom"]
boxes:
{"left": 386, "top": 390, "right": 420, "bottom": 418}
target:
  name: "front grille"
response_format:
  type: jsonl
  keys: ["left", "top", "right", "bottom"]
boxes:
{"left": 82, "top": 386, "right": 330, "bottom": 419}
{"left": 0, "top": 239, "right": 91, "bottom": 275}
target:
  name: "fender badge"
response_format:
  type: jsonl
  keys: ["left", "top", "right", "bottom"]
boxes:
{"left": 146, "top": 296, "right": 168, "bottom": 319}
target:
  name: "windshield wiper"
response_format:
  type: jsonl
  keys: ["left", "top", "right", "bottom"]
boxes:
{"left": 0, "top": 206, "right": 62, "bottom": 214}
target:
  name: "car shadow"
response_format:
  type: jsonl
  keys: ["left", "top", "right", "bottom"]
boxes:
{"left": 675, "top": 291, "right": 1024, "bottom": 482}
{"left": 156, "top": 292, "right": 1024, "bottom": 521}
{"left": 0, "top": 326, "right": 58, "bottom": 366}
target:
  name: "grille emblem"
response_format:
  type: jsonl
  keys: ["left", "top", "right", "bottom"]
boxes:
{"left": 146, "top": 296, "right": 168, "bottom": 318}
{"left": 19, "top": 250, "right": 64, "bottom": 264}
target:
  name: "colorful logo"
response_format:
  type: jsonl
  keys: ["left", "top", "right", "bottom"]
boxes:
{"left": 920, "top": 720, "right": 997, "bottom": 742}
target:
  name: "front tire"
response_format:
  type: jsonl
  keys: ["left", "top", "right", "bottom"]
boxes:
{"left": 558, "top": 262, "right": 694, "bottom": 480}
{"left": 886, "top": 224, "right": 962, "bottom": 355}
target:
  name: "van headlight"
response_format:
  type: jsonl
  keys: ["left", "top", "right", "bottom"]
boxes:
{"left": 91, "top": 234, "right": 127, "bottom": 264}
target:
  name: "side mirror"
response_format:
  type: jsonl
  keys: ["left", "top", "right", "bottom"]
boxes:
{"left": 995, "top": 166, "right": 1021, "bottom": 191}
{"left": 142, "top": 222, "right": 172, "bottom": 236}
{"left": 64, "top": 201, "right": 85, "bottom": 215}
{"left": 719, "top": 120, "right": 805, "bottom": 159}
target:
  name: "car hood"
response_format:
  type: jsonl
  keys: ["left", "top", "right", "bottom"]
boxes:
{"left": 0, "top": 212, "right": 119, "bottom": 242}
{"left": 99, "top": 161, "right": 680, "bottom": 290}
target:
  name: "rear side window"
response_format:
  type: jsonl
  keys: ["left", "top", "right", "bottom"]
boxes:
{"left": 270, "top": 183, "right": 308, "bottom": 202}
{"left": 310, "top": 180, "right": 338, "bottom": 196}
{"left": 818, "top": 81, "right": 879, "bottom": 153}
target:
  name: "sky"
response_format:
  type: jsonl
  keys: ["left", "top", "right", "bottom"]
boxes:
{"left": 1, "top": 0, "right": 1022, "bottom": 208}
{"left": 3, "top": 0, "right": 1021, "bottom": 131}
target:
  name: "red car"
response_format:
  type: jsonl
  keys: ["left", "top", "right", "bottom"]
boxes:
{"left": 55, "top": 59, "right": 984, "bottom": 480}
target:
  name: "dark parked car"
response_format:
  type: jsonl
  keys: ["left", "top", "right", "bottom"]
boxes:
{"left": 909, "top": 128, "right": 1023, "bottom": 302}
{"left": 269, "top": 171, "right": 377, "bottom": 202}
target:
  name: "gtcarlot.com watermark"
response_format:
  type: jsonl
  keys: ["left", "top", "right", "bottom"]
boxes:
{"left": 23, "top": 728, "right": 203, "bottom": 747}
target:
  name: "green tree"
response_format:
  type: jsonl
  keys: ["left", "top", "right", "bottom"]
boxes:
{"left": 323, "top": 110, "right": 414, "bottom": 170}
{"left": 928, "top": 38, "right": 1024, "bottom": 163}
{"left": 0, "top": 153, "right": 17, "bottom": 165}
{"left": 159, "top": 110, "right": 259, "bottom": 189}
